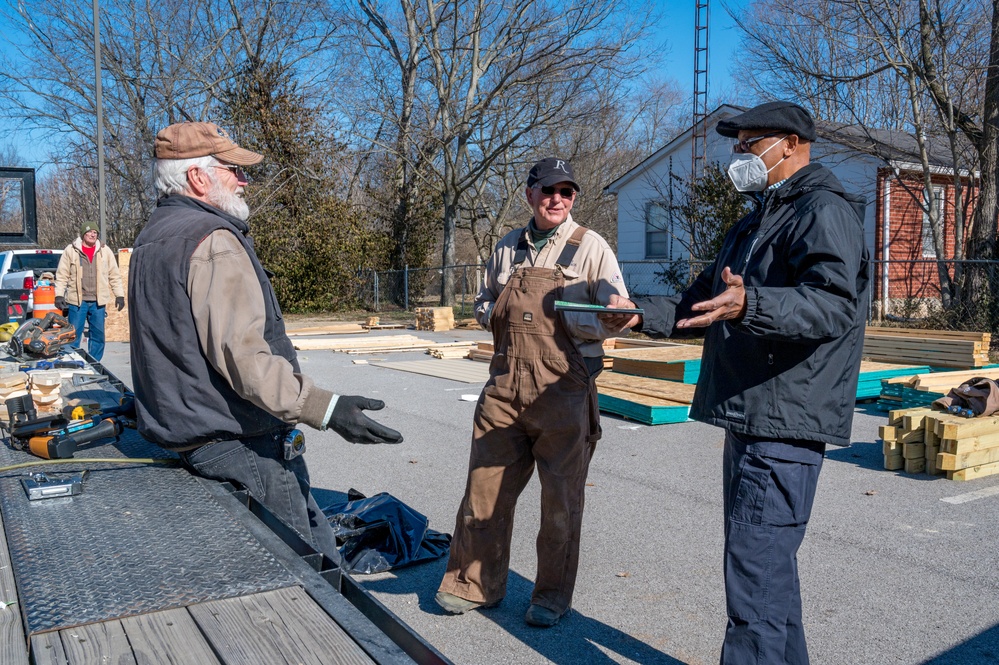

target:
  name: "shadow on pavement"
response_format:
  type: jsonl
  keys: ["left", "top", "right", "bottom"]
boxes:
{"left": 360, "top": 558, "right": 686, "bottom": 665}
{"left": 921, "top": 622, "right": 999, "bottom": 664}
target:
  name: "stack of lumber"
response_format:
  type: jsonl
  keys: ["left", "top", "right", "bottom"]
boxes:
{"left": 605, "top": 346, "right": 704, "bottom": 383}
{"left": 427, "top": 342, "right": 478, "bottom": 359}
{"left": 293, "top": 334, "right": 444, "bottom": 353}
{"left": 864, "top": 327, "right": 990, "bottom": 368}
{"left": 879, "top": 406, "right": 999, "bottom": 480}
{"left": 468, "top": 342, "right": 494, "bottom": 362}
{"left": 0, "top": 371, "right": 28, "bottom": 421}
{"left": 855, "top": 362, "right": 931, "bottom": 400}
{"left": 602, "top": 337, "right": 687, "bottom": 350}
{"left": 415, "top": 307, "right": 455, "bottom": 331}
{"left": 878, "top": 367, "right": 999, "bottom": 410}
{"left": 104, "top": 249, "right": 131, "bottom": 342}
{"left": 29, "top": 370, "right": 63, "bottom": 414}
{"left": 596, "top": 371, "right": 695, "bottom": 425}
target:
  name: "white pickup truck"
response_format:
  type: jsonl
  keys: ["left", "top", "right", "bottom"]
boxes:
{"left": 0, "top": 249, "right": 64, "bottom": 314}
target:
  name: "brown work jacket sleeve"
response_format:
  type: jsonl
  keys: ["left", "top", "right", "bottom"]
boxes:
{"left": 187, "top": 229, "right": 333, "bottom": 428}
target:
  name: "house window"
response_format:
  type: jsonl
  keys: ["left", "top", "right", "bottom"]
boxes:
{"left": 921, "top": 186, "right": 945, "bottom": 258}
{"left": 645, "top": 203, "right": 672, "bottom": 259}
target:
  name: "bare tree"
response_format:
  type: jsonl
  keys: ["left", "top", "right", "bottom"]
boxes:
{"left": 734, "top": 0, "right": 997, "bottom": 320}
{"left": 349, "top": 0, "right": 658, "bottom": 303}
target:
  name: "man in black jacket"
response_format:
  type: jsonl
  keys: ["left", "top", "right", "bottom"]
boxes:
{"left": 604, "top": 101, "right": 870, "bottom": 664}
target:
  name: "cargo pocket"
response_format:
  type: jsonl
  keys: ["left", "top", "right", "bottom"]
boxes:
{"left": 731, "top": 453, "right": 808, "bottom": 527}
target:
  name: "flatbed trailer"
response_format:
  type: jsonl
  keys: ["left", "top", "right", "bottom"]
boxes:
{"left": 0, "top": 352, "right": 450, "bottom": 665}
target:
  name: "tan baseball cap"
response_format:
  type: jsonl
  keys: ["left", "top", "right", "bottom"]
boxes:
{"left": 153, "top": 122, "right": 263, "bottom": 165}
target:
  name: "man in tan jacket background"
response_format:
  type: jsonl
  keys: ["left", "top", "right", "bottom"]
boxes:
{"left": 54, "top": 222, "right": 125, "bottom": 361}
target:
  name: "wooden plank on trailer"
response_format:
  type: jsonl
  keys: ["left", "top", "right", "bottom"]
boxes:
{"left": 120, "top": 608, "right": 222, "bottom": 665}
{"left": 0, "top": 511, "right": 28, "bottom": 665}
{"left": 30, "top": 631, "right": 67, "bottom": 665}
{"left": 55, "top": 620, "right": 137, "bottom": 665}
{"left": 189, "top": 587, "right": 374, "bottom": 665}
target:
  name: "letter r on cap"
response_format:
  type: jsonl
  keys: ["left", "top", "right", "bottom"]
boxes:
{"left": 555, "top": 160, "right": 567, "bottom": 173}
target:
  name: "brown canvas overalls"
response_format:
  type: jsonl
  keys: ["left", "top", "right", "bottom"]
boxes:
{"left": 439, "top": 227, "right": 601, "bottom": 614}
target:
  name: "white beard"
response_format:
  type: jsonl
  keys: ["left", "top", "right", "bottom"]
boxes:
{"left": 206, "top": 175, "right": 250, "bottom": 221}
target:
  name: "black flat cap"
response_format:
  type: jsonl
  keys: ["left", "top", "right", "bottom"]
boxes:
{"left": 716, "top": 101, "right": 817, "bottom": 142}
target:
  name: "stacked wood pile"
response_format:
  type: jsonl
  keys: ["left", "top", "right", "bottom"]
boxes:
{"left": 415, "top": 307, "right": 455, "bottom": 331}
{"left": 104, "top": 249, "right": 131, "bottom": 342}
{"left": 427, "top": 342, "right": 478, "bottom": 359}
{"left": 878, "top": 367, "right": 999, "bottom": 410}
{"left": 880, "top": 406, "right": 999, "bottom": 480}
{"left": 605, "top": 346, "right": 703, "bottom": 382}
{"left": 864, "top": 327, "right": 990, "bottom": 368}
{"left": 595, "top": 372, "right": 695, "bottom": 425}
{"left": 468, "top": 342, "right": 494, "bottom": 362}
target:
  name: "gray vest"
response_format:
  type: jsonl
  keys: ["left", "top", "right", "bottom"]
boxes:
{"left": 129, "top": 195, "right": 297, "bottom": 449}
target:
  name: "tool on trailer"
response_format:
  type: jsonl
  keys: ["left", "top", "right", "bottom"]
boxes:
{"left": 21, "top": 470, "right": 88, "bottom": 500}
{"left": 7, "top": 312, "right": 76, "bottom": 359}
{"left": 5, "top": 393, "right": 136, "bottom": 459}
{"left": 71, "top": 373, "right": 111, "bottom": 387}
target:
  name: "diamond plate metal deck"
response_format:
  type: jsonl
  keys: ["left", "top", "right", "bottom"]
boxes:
{"left": 0, "top": 426, "right": 299, "bottom": 635}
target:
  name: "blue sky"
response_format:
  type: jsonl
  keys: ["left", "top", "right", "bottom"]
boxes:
{"left": 0, "top": 0, "right": 752, "bottom": 172}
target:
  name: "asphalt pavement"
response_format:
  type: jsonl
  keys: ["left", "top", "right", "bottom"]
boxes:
{"left": 98, "top": 331, "right": 999, "bottom": 665}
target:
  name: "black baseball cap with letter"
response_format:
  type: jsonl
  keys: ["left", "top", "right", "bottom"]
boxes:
{"left": 716, "top": 101, "right": 817, "bottom": 142}
{"left": 527, "top": 158, "right": 580, "bottom": 192}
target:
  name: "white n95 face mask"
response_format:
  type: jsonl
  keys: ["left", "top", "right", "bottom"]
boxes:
{"left": 727, "top": 137, "right": 787, "bottom": 192}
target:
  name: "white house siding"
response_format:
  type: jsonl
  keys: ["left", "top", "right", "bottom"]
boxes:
{"left": 610, "top": 108, "right": 881, "bottom": 297}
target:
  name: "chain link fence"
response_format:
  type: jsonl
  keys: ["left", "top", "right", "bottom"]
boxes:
{"left": 356, "top": 264, "right": 482, "bottom": 316}
{"left": 356, "top": 258, "right": 999, "bottom": 347}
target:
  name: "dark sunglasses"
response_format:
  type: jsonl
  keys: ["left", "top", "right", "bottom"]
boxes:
{"left": 212, "top": 164, "right": 248, "bottom": 181}
{"left": 538, "top": 185, "right": 576, "bottom": 198}
{"left": 733, "top": 132, "right": 786, "bottom": 154}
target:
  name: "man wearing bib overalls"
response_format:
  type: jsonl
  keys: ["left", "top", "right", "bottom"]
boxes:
{"left": 436, "top": 158, "right": 629, "bottom": 628}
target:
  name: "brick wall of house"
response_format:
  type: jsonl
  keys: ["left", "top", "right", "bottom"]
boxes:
{"left": 872, "top": 169, "right": 977, "bottom": 303}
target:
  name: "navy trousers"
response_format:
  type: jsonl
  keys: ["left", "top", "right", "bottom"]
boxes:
{"left": 720, "top": 431, "right": 824, "bottom": 665}
{"left": 179, "top": 430, "right": 340, "bottom": 564}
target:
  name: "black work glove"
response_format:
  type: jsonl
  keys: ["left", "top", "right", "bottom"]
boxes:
{"left": 327, "top": 395, "right": 404, "bottom": 444}
{"left": 54, "top": 296, "right": 66, "bottom": 311}
{"left": 115, "top": 296, "right": 125, "bottom": 311}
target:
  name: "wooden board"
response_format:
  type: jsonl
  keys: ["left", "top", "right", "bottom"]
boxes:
{"left": 605, "top": 346, "right": 703, "bottom": 383}
{"left": 0, "top": 511, "right": 28, "bottom": 665}
{"left": 189, "top": 586, "right": 374, "bottom": 665}
{"left": 597, "top": 387, "right": 691, "bottom": 425}
{"left": 292, "top": 334, "right": 435, "bottom": 352}
{"left": 119, "top": 608, "right": 222, "bottom": 664}
{"left": 866, "top": 327, "right": 990, "bottom": 343}
{"left": 949, "top": 460, "right": 999, "bottom": 481}
{"left": 596, "top": 372, "right": 696, "bottom": 404}
{"left": 372, "top": 359, "right": 490, "bottom": 383}
{"left": 286, "top": 324, "right": 367, "bottom": 336}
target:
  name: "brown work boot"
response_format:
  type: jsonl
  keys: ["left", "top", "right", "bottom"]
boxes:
{"left": 525, "top": 604, "right": 566, "bottom": 627}
{"left": 435, "top": 592, "right": 496, "bottom": 615}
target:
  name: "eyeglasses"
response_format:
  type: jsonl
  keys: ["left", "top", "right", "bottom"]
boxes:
{"left": 537, "top": 185, "right": 576, "bottom": 199}
{"left": 733, "top": 133, "right": 786, "bottom": 154}
{"left": 212, "top": 164, "right": 247, "bottom": 181}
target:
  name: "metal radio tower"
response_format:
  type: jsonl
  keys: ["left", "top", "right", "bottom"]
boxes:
{"left": 691, "top": 0, "right": 710, "bottom": 180}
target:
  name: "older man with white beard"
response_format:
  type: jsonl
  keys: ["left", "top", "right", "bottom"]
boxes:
{"left": 128, "top": 122, "right": 403, "bottom": 563}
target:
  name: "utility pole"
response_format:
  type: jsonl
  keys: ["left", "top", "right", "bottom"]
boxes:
{"left": 691, "top": 0, "right": 710, "bottom": 180}
{"left": 92, "top": 0, "right": 106, "bottom": 238}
